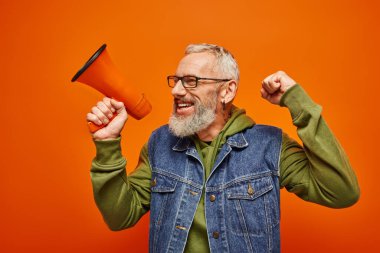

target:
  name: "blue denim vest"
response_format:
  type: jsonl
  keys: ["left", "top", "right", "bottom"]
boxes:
{"left": 148, "top": 124, "right": 282, "bottom": 253}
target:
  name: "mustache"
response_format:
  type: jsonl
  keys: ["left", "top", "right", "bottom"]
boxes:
{"left": 174, "top": 98, "right": 195, "bottom": 104}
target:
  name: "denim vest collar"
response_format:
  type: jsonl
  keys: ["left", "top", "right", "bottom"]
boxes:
{"left": 172, "top": 132, "right": 249, "bottom": 152}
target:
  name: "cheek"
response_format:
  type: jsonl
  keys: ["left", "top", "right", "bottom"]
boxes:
{"left": 186, "top": 92, "right": 200, "bottom": 104}
{"left": 204, "top": 90, "right": 219, "bottom": 105}
{"left": 190, "top": 87, "right": 219, "bottom": 106}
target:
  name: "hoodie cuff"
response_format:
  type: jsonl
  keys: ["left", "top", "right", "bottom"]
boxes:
{"left": 93, "top": 137, "right": 125, "bottom": 165}
{"left": 279, "top": 84, "right": 321, "bottom": 122}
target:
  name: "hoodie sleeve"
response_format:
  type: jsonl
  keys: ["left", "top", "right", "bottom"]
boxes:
{"left": 90, "top": 138, "right": 152, "bottom": 230}
{"left": 279, "top": 84, "right": 360, "bottom": 208}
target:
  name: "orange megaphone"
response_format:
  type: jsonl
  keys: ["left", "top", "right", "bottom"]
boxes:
{"left": 71, "top": 44, "right": 152, "bottom": 132}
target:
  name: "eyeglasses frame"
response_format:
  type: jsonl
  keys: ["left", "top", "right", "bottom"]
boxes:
{"left": 167, "top": 75, "right": 231, "bottom": 88}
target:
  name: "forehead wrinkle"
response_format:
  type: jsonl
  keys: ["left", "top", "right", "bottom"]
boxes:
{"left": 176, "top": 53, "right": 218, "bottom": 77}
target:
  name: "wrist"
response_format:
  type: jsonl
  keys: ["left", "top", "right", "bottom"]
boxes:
{"left": 92, "top": 130, "right": 121, "bottom": 141}
{"left": 93, "top": 136, "right": 124, "bottom": 165}
{"left": 279, "top": 84, "right": 321, "bottom": 126}
{"left": 93, "top": 136, "right": 120, "bottom": 141}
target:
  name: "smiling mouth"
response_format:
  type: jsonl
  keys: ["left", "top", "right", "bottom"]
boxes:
{"left": 174, "top": 100, "right": 195, "bottom": 115}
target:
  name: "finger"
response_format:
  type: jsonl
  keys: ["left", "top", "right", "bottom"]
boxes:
{"left": 262, "top": 74, "right": 273, "bottom": 86}
{"left": 86, "top": 113, "right": 103, "bottom": 126}
{"left": 97, "top": 101, "right": 114, "bottom": 119}
{"left": 262, "top": 74, "right": 274, "bottom": 92}
{"left": 110, "top": 99, "right": 125, "bottom": 113}
{"left": 269, "top": 75, "right": 281, "bottom": 90}
{"left": 262, "top": 78, "right": 280, "bottom": 94}
{"left": 260, "top": 87, "right": 270, "bottom": 99}
{"left": 91, "top": 106, "right": 109, "bottom": 124}
{"left": 274, "top": 71, "right": 297, "bottom": 91}
{"left": 102, "top": 97, "right": 115, "bottom": 113}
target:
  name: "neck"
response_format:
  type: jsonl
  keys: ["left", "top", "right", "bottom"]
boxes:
{"left": 196, "top": 125, "right": 224, "bottom": 142}
{"left": 196, "top": 106, "right": 231, "bottom": 142}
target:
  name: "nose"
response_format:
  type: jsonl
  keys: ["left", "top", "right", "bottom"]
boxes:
{"left": 171, "top": 80, "right": 187, "bottom": 97}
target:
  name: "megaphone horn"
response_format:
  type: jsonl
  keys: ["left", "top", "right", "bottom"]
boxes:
{"left": 71, "top": 44, "right": 152, "bottom": 132}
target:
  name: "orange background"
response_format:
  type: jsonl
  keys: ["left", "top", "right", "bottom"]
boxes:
{"left": 1, "top": 0, "right": 379, "bottom": 252}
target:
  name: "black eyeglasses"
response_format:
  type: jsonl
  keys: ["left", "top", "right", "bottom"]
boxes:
{"left": 167, "top": 75, "right": 231, "bottom": 88}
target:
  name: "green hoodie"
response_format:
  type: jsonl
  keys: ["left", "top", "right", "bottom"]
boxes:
{"left": 185, "top": 107, "right": 254, "bottom": 252}
{"left": 90, "top": 84, "right": 360, "bottom": 252}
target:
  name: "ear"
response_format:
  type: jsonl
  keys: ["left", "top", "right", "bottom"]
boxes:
{"left": 220, "top": 80, "right": 238, "bottom": 104}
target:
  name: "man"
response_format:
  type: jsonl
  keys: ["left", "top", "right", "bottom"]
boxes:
{"left": 87, "top": 44, "right": 359, "bottom": 253}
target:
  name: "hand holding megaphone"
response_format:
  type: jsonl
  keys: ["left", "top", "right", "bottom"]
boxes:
{"left": 71, "top": 44, "right": 152, "bottom": 133}
{"left": 87, "top": 97, "right": 128, "bottom": 140}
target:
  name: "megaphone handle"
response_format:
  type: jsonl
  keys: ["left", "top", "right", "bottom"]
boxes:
{"left": 87, "top": 113, "right": 117, "bottom": 133}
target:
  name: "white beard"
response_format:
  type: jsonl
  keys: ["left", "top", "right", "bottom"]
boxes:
{"left": 169, "top": 93, "right": 217, "bottom": 138}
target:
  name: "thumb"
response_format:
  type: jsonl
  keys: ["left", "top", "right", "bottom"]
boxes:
{"left": 110, "top": 98, "right": 126, "bottom": 113}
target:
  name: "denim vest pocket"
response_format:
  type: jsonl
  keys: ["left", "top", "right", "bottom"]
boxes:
{"left": 150, "top": 172, "right": 178, "bottom": 226}
{"left": 151, "top": 173, "right": 177, "bottom": 193}
{"left": 226, "top": 176, "right": 279, "bottom": 236}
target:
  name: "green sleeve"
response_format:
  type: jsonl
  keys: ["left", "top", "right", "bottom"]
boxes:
{"left": 279, "top": 85, "right": 360, "bottom": 208}
{"left": 90, "top": 137, "right": 152, "bottom": 231}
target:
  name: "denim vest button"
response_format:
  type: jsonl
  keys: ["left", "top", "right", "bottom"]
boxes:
{"left": 248, "top": 183, "right": 254, "bottom": 195}
{"left": 151, "top": 178, "right": 157, "bottom": 187}
{"left": 213, "top": 231, "right": 219, "bottom": 239}
{"left": 210, "top": 194, "right": 216, "bottom": 202}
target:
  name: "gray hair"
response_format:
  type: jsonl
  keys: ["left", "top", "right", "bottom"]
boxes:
{"left": 185, "top": 43, "right": 240, "bottom": 83}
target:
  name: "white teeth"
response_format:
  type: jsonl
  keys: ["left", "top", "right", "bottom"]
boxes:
{"left": 178, "top": 103, "right": 192, "bottom": 108}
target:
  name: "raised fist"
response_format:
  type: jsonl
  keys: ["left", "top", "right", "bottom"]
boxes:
{"left": 261, "top": 71, "right": 297, "bottom": 105}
